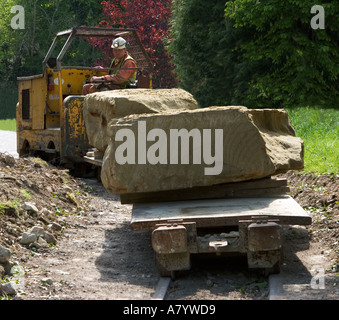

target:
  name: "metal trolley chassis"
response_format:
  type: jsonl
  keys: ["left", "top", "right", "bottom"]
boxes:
{"left": 131, "top": 196, "right": 311, "bottom": 277}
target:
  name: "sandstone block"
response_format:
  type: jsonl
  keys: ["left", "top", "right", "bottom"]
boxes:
{"left": 101, "top": 106, "right": 304, "bottom": 194}
{"left": 83, "top": 88, "right": 198, "bottom": 152}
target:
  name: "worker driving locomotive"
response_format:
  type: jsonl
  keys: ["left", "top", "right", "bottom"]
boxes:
{"left": 82, "top": 37, "right": 137, "bottom": 95}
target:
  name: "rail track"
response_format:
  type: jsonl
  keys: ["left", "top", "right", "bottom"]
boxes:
{"left": 152, "top": 245, "right": 338, "bottom": 301}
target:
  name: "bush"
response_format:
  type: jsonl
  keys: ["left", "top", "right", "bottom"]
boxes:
{"left": 169, "top": 0, "right": 249, "bottom": 107}
{"left": 169, "top": 0, "right": 338, "bottom": 108}
{"left": 225, "top": 0, "right": 339, "bottom": 108}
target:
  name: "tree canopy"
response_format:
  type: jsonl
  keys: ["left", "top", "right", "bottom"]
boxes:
{"left": 169, "top": 0, "right": 260, "bottom": 107}
{"left": 169, "top": 0, "right": 338, "bottom": 108}
{"left": 0, "top": 0, "right": 103, "bottom": 82}
{"left": 225, "top": 0, "right": 339, "bottom": 108}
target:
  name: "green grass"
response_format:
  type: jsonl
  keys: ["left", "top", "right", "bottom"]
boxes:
{"left": 0, "top": 199, "right": 20, "bottom": 216}
{"left": 286, "top": 107, "right": 338, "bottom": 174}
{"left": 0, "top": 119, "right": 16, "bottom": 131}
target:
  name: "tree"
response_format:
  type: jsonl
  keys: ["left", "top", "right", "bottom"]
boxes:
{"left": 169, "top": 0, "right": 338, "bottom": 108}
{"left": 169, "top": 0, "right": 255, "bottom": 107}
{"left": 225, "top": 0, "right": 339, "bottom": 108}
{"left": 0, "top": 0, "right": 104, "bottom": 82}
{"left": 0, "top": 0, "right": 23, "bottom": 82}
{"left": 98, "top": 0, "right": 177, "bottom": 88}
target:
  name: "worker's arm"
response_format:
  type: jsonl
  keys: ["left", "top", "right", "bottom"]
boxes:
{"left": 90, "top": 76, "right": 106, "bottom": 82}
{"left": 90, "top": 60, "right": 137, "bottom": 83}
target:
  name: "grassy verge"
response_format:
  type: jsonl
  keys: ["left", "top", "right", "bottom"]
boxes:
{"left": 0, "top": 119, "right": 16, "bottom": 131}
{"left": 286, "top": 107, "right": 338, "bottom": 174}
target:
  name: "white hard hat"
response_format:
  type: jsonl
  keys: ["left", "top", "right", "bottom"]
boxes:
{"left": 111, "top": 37, "right": 127, "bottom": 49}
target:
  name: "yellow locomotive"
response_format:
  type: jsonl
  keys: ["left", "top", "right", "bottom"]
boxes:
{"left": 16, "top": 27, "right": 152, "bottom": 172}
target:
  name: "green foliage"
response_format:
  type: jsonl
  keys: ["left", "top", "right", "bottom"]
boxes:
{"left": 0, "top": 0, "right": 20, "bottom": 82}
{"left": 170, "top": 0, "right": 338, "bottom": 109}
{"left": 0, "top": 199, "right": 20, "bottom": 216}
{"left": 20, "top": 189, "right": 32, "bottom": 200}
{"left": 169, "top": 0, "right": 247, "bottom": 107}
{"left": 0, "top": 0, "right": 104, "bottom": 119}
{"left": 225, "top": 0, "right": 339, "bottom": 108}
{"left": 0, "top": 0, "right": 104, "bottom": 82}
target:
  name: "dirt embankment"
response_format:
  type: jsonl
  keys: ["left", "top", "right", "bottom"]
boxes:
{"left": 0, "top": 153, "right": 90, "bottom": 249}
{"left": 284, "top": 170, "right": 338, "bottom": 256}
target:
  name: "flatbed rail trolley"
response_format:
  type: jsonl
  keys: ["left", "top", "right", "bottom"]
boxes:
{"left": 129, "top": 181, "right": 311, "bottom": 277}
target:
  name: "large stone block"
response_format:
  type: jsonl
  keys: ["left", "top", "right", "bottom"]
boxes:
{"left": 83, "top": 88, "right": 198, "bottom": 152}
{"left": 101, "top": 106, "right": 304, "bottom": 194}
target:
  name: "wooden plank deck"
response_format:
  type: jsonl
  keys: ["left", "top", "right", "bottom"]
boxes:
{"left": 121, "top": 177, "right": 289, "bottom": 204}
{"left": 131, "top": 196, "right": 311, "bottom": 230}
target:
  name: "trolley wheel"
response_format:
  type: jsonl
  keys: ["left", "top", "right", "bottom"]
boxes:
{"left": 155, "top": 252, "right": 190, "bottom": 279}
{"left": 155, "top": 256, "right": 176, "bottom": 279}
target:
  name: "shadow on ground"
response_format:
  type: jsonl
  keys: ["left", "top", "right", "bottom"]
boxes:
{"left": 94, "top": 219, "right": 312, "bottom": 299}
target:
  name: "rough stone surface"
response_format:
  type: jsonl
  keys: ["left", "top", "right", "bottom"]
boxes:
{"left": 0, "top": 245, "right": 11, "bottom": 264}
{"left": 1, "top": 282, "right": 17, "bottom": 296}
{"left": 101, "top": 106, "right": 304, "bottom": 194}
{"left": 20, "top": 232, "right": 38, "bottom": 245}
{"left": 29, "top": 226, "right": 56, "bottom": 244}
{"left": 83, "top": 88, "right": 198, "bottom": 152}
{"left": 19, "top": 226, "right": 57, "bottom": 245}
{"left": 22, "top": 202, "right": 39, "bottom": 213}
